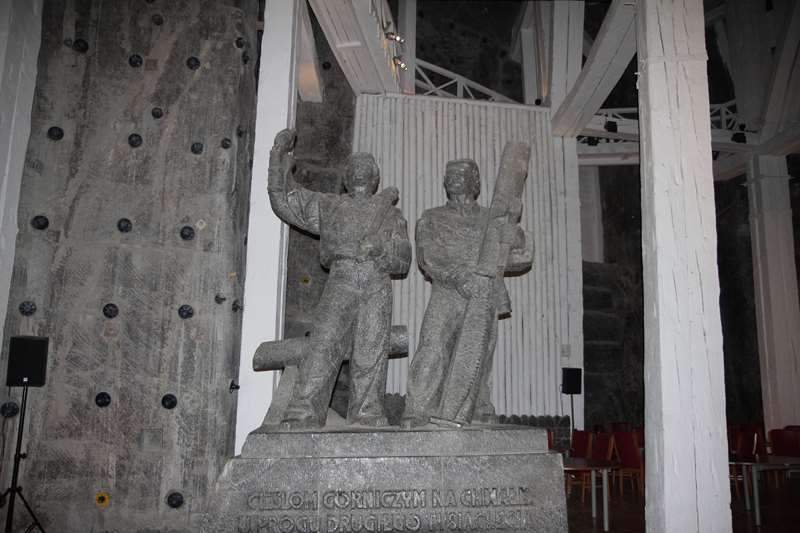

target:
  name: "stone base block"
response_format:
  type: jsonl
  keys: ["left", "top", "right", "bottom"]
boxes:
{"left": 196, "top": 425, "right": 567, "bottom": 532}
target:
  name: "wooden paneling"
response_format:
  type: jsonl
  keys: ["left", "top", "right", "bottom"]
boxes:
{"left": 353, "top": 94, "right": 582, "bottom": 418}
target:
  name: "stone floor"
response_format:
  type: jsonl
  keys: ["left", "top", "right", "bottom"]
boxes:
{"left": 566, "top": 476, "right": 800, "bottom": 532}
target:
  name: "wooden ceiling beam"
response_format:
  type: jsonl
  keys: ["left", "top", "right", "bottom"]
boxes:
{"left": 551, "top": 0, "right": 636, "bottom": 136}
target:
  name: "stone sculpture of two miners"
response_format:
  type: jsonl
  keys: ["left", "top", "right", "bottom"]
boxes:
{"left": 266, "top": 128, "right": 531, "bottom": 431}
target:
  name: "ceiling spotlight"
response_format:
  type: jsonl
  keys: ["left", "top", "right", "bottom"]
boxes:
{"left": 393, "top": 56, "right": 408, "bottom": 70}
{"left": 385, "top": 32, "right": 405, "bottom": 44}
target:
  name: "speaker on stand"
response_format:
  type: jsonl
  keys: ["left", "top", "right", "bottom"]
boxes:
{"left": 1, "top": 336, "right": 48, "bottom": 533}
{"left": 561, "top": 367, "right": 582, "bottom": 446}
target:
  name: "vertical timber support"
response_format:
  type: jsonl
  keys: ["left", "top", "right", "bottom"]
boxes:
{"left": 549, "top": 1, "right": 585, "bottom": 429}
{"left": 0, "top": 0, "right": 42, "bottom": 349}
{"left": 748, "top": 155, "right": 800, "bottom": 432}
{"left": 398, "top": 0, "right": 416, "bottom": 94}
{"left": 637, "top": 1, "right": 732, "bottom": 531}
{"left": 237, "top": 0, "right": 299, "bottom": 453}
{"left": 579, "top": 166, "right": 604, "bottom": 263}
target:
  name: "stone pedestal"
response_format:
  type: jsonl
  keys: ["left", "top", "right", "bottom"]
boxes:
{"left": 197, "top": 425, "right": 567, "bottom": 532}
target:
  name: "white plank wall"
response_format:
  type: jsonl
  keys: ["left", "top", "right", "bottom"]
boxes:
{"left": 353, "top": 93, "right": 583, "bottom": 420}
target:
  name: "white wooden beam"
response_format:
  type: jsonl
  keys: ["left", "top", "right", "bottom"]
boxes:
{"left": 548, "top": 1, "right": 584, "bottom": 110}
{"left": 579, "top": 166, "right": 604, "bottom": 262}
{"left": 297, "top": 0, "right": 323, "bottom": 103}
{"left": 748, "top": 155, "right": 800, "bottom": 432}
{"left": 637, "top": 0, "right": 732, "bottom": 531}
{"left": 520, "top": 27, "right": 539, "bottom": 105}
{"left": 308, "top": 0, "right": 400, "bottom": 95}
{"left": 759, "top": 0, "right": 800, "bottom": 140}
{"left": 397, "top": 0, "right": 416, "bottom": 94}
{"left": 552, "top": 0, "right": 636, "bottom": 136}
{"left": 578, "top": 142, "right": 640, "bottom": 166}
{"left": 237, "top": 0, "right": 299, "bottom": 454}
{"left": 713, "top": 153, "right": 748, "bottom": 181}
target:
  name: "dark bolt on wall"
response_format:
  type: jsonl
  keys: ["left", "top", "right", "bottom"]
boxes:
{"left": 0, "top": 0, "right": 260, "bottom": 529}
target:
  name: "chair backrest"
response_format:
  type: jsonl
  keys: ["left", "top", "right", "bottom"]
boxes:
{"left": 547, "top": 429, "right": 554, "bottom": 450}
{"left": 590, "top": 433, "right": 615, "bottom": 461}
{"left": 769, "top": 429, "right": 800, "bottom": 457}
{"left": 734, "top": 429, "right": 759, "bottom": 462}
{"left": 610, "top": 422, "right": 631, "bottom": 433}
{"left": 785, "top": 425, "right": 800, "bottom": 431}
{"left": 571, "top": 430, "right": 591, "bottom": 458}
{"left": 634, "top": 426, "right": 644, "bottom": 448}
{"left": 613, "top": 431, "right": 642, "bottom": 468}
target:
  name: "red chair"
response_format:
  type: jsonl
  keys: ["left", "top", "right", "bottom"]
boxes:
{"left": 577, "top": 433, "right": 615, "bottom": 502}
{"left": 571, "top": 430, "right": 591, "bottom": 458}
{"left": 613, "top": 431, "right": 643, "bottom": 496}
{"left": 769, "top": 429, "right": 800, "bottom": 457}
{"left": 729, "top": 429, "right": 759, "bottom": 499}
{"left": 610, "top": 422, "right": 631, "bottom": 433}
{"left": 785, "top": 425, "right": 800, "bottom": 431}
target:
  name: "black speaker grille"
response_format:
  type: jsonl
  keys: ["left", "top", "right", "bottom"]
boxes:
{"left": 7, "top": 336, "right": 48, "bottom": 387}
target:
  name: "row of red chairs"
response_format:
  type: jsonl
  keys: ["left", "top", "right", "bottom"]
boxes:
{"left": 728, "top": 423, "right": 800, "bottom": 459}
{"left": 567, "top": 430, "right": 644, "bottom": 499}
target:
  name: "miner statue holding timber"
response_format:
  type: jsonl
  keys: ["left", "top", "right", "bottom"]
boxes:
{"left": 403, "top": 144, "right": 532, "bottom": 428}
{"left": 267, "top": 128, "right": 411, "bottom": 429}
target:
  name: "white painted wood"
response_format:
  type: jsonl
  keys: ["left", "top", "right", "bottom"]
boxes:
{"left": 747, "top": 155, "right": 800, "bottom": 432}
{"left": 297, "top": 0, "right": 323, "bottom": 103}
{"left": 0, "top": 0, "right": 42, "bottom": 349}
{"left": 520, "top": 27, "right": 539, "bottom": 105}
{"left": 578, "top": 142, "right": 640, "bottom": 166}
{"left": 552, "top": 0, "right": 637, "bottom": 136}
{"left": 579, "top": 166, "right": 604, "bottom": 263}
{"left": 548, "top": 1, "right": 584, "bottom": 110}
{"left": 637, "top": 1, "right": 732, "bottom": 531}
{"left": 760, "top": 1, "right": 800, "bottom": 140}
{"left": 398, "top": 0, "right": 416, "bottom": 94}
{"left": 353, "top": 94, "right": 582, "bottom": 425}
{"left": 308, "top": 0, "right": 400, "bottom": 95}
{"left": 237, "top": 0, "right": 299, "bottom": 454}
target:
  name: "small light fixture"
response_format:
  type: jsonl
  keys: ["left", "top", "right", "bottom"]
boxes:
{"left": 393, "top": 56, "right": 408, "bottom": 70}
{"left": 385, "top": 32, "right": 405, "bottom": 44}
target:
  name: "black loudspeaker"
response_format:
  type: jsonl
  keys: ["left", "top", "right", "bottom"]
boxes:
{"left": 561, "top": 367, "right": 582, "bottom": 395}
{"left": 6, "top": 336, "right": 48, "bottom": 387}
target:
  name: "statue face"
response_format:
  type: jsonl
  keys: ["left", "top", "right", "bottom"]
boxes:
{"left": 345, "top": 153, "right": 380, "bottom": 195}
{"left": 444, "top": 160, "right": 480, "bottom": 200}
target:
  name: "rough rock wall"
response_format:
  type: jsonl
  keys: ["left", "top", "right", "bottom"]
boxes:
{"left": 0, "top": 0, "right": 257, "bottom": 530}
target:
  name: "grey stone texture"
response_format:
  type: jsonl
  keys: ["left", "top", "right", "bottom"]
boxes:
{"left": 197, "top": 426, "right": 567, "bottom": 533}
{"left": 404, "top": 149, "right": 532, "bottom": 428}
{"left": 267, "top": 130, "right": 411, "bottom": 430}
{"left": 0, "top": 0, "right": 258, "bottom": 529}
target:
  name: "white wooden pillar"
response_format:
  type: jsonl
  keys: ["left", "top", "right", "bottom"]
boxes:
{"left": 637, "top": 0, "right": 732, "bottom": 531}
{"left": 520, "top": 27, "right": 539, "bottom": 105}
{"left": 748, "top": 155, "right": 800, "bottom": 432}
{"left": 579, "top": 166, "right": 604, "bottom": 263}
{"left": 549, "top": 1, "right": 585, "bottom": 429}
{"left": 398, "top": 0, "right": 416, "bottom": 94}
{"left": 236, "top": 0, "right": 299, "bottom": 454}
{"left": 0, "top": 0, "right": 42, "bottom": 346}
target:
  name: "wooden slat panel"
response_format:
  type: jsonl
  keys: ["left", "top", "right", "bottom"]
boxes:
{"left": 353, "top": 94, "right": 580, "bottom": 418}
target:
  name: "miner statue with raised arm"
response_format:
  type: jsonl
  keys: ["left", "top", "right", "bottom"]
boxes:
{"left": 403, "top": 147, "right": 532, "bottom": 429}
{"left": 267, "top": 129, "right": 411, "bottom": 429}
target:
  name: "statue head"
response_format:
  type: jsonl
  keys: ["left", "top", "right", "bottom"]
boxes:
{"left": 344, "top": 153, "right": 380, "bottom": 196}
{"left": 444, "top": 159, "right": 480, "bottom": 202}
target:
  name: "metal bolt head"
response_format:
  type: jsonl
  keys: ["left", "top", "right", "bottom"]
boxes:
{"left": 166, "top": 491, "right": 184, "bottom": 508}
{"left": 178, "top": 304, "right": 194, "bottom": 319}
{"left": 31, "top": 215, "right": 49, "bottom": 230}
{"left": 0, "top": 402, "right": 19, "bottom": 418}
{"left": 151, "top": 107, "right": 164, "bottom": 119}
{"left": 322, "top": 61, "right": 331, "bottom": 70}
{"left": 19, "top": 301, "right": 36, "bottom": 316}
{"left": 95, "top": 392, "right": 111, "bottom": 407}
{"left": 180, "top": 225, "right": 195, "bottom": 241}
{"left": 129, "top": 54, "right": 143, "bottom": 68}
{"left": 221, "top": 138, "right": 232, "bottom": 149}
{"left": 161, "top": 393, "right": 178, "bottom": 409}
{"left": 117, "top": 218, "right": 133, "bottom": 233}
{"left": 236, "top": 126, "right": 245, "bottom": 138}
{"left": 128, "top": 133, "right": 143, "bottom": 148}
{"left": 186, "top": 56, "right": 200, "bottom": 70}
{"left": 73, "top": 39, "right": 89, "bottom": 53}
{"left": 47, "top": 126, "right": 64, "bottom": 141}
{"left": 235, "top": 37, "right": 246, "bottom": 49}
{"left": 214, "top": 294, "right": 227, "bottom": 304}
{"left": 190, "top": 142, "right": 203, "bottom": 154}
{"left": 232, "top": 300, "right": 242, "bottom": 313}
{"left": 102, "top": 303, "right": 119, "bottom": 319}
{"left": 242, "top": 53, "right": 250, "bottom": 64}
{"left": 152, "top": 14, "right": 164, "bottom": 26}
